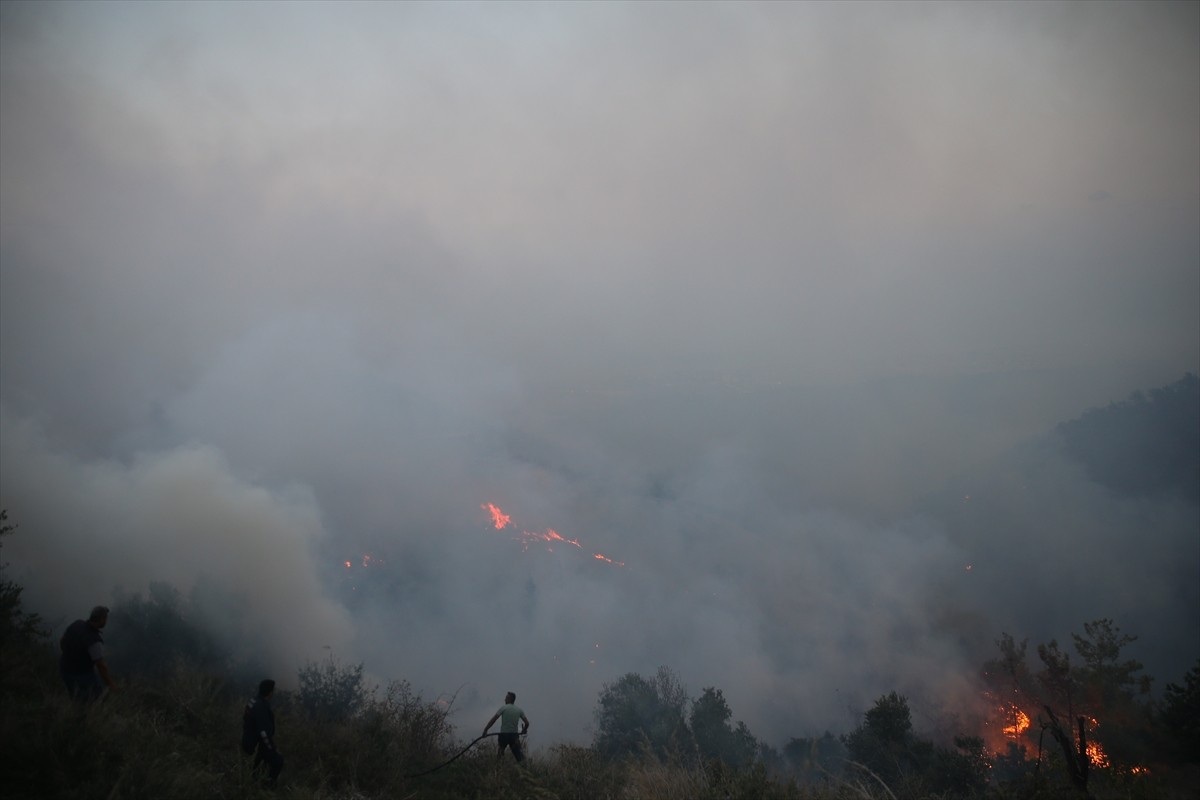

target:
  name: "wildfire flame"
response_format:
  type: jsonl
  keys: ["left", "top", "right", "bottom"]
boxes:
{"left": 1083, "top": 717, "right": 1110, "bottom": 769}
{"left": 979, "top": 693, "right": 1035, "bottom": 758}
{"left": 519, "top": 528, "right": 581, "bottom": 551}
{"left": 979, "top": 693, "right": 1134, "bottom": 772}
{"left": 482, "top": 502, "right": 626, "bottom": 567}
{"left": 482, "top": 502, "right": 511, "bottom": 530}
{"left": 1002, "top": 707, "right": 1030, "bottom": 738}
{"left": 1086, "top": 740, "right": 1110, "bottom": 769}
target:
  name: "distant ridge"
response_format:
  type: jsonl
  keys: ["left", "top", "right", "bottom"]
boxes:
{"left": 1055, "top": 374, "right": 1199, "bottom": 502}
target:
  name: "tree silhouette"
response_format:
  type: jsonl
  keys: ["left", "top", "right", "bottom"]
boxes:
{"left": 296, "top": 654, "right": 369, "bottom": 722}
{"left": 109, "top": 581, "right": 226, "bottom": 679}
{"left": 689, "top": 686, "right": 758, "bottom": 768}
{"left": 593, "top": 666, "right": 691, "bottom": 759}
{"left": 1160, "top": 660, "right": 1200, "bottom": 764}
{"left": 987, "top": 619, "right": 1155, "bottom": 795}
{"left": 845, "top": 691, "right": 914, "bottom": 784}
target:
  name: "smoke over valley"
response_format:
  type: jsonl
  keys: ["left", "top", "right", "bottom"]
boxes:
{"left": 2, "top": 1, "right": 1197, "bottom": 754}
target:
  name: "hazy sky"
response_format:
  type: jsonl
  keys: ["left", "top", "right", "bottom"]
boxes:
{"left": 2, "top": 1, "right": 1197, "bottom": 746}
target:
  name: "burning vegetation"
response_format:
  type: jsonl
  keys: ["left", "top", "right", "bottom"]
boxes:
{"left": 480, "top": 501, "right": 626, "bottom": 567}
{"left": 974, "top": 620, "right": 1173, "bottom": 793}
{"left": 2, "top": 510, "right": 1198, "bottom": 798}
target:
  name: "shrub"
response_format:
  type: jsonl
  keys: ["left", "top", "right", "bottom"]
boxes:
{"left": 295, "top": 655, "right": 369, "bottom": 722}
{"left": 108, "top": 582, "right": 227, "bottom": 681}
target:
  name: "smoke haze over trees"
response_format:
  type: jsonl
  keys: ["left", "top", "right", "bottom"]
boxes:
{"left": 4, "top": 546, "right": 1195, "bottom": 799}
{"left": 1, "top": 0, "right": 1198, "bottom": 759}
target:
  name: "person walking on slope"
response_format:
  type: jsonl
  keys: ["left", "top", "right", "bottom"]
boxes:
{"left": 483, "top": 691, "right": 530, "bottom": 762}
{"left": 59, "top": 605, "right": 118, "bottom": 702}
{"left": 242, "top": 679, "right": 284, "bottom": 786}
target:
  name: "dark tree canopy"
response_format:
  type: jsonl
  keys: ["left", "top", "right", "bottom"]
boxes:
{"left": 844, "top": 691, "right": 988, "bottom": 795}
{"left": 109, "top": 581, "right": 226, "bottom": 679}
{"left": 0, "top": 511, "right": 48, "bottom": 685}
{"left": 296, "top": 655, "right": 369, "bottom": 722}
{"left": 845, "top": 691, "right": 914, "bottom": 784}
{"left": 1056, "top": 373, "right": 1199, "bottom": 501}
{"left": 1160, "top": 660, "right": 1200, "bottom": 762}
{"left": 593, "top": 666, "right": 690, "bottom": 759}
{"left": 689, "top": 686, "right": 758, "bottom": 768}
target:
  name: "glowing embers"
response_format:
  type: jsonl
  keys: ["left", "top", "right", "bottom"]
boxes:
{"left": 1086, "top": 740, "right": 1110, "bottom": 769}
{"left": 480, "top": 502, "right": 626, "bottom": 566}
{"left": 1083, "top": 717, "right": 1110, "bottom": 769}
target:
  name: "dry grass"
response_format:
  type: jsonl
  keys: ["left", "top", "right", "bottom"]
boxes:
{"left": 0, "top": 638, "right": 1180, "bottom": 800}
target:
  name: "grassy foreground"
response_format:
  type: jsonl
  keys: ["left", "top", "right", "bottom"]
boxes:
{"left": 0, "top": 643, "right": 809, "bottom": 800}
{"left": 0, "top": 521, "right": 1192, "bottom": 799}
{"left": 0, "top": 604, "right": 1194, "bottom": 798}
{"left": 0, "top": 651, "right": 1189, "bottom": 800}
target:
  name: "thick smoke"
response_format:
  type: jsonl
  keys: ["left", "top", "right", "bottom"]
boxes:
{"left": 0, "top": 406, "right": 352, "bottom": 675}
{"left": 2, "top": 1, "right": 1197, "bottom": 747}
{"left": 4, "top": 341, "right": 1195, "bottom": 745}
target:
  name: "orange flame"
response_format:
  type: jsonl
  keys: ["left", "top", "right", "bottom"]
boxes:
{"left": 979, "top": 693, "right": 1034, "bottom": 758}
{"left": 519, "top": 528, "right": 582, "bottom": 551}
{"left": 482, "top": 502, "right": 511, "bottom": 529}
{"left": 1002, "top": 707, "right": 1030, "bottom": 737}
{"left": 1086, "top": 740, "right": 1110, "bottom": 769}
{"left": 481, "top": 501, "right": 626, "bottom": 566}
{"left": 1083, "top": 717, "right": 1110, "bottom": 769}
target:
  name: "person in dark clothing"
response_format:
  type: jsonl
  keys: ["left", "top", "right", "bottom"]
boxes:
{"left": 59, "top": 605, "right": 117, "bottom": 702}
{"left": 483, "top": 691, "right": 530, "bottom": 762}
{"left": 242, "top": 679, "right": 284, "bottom": 785}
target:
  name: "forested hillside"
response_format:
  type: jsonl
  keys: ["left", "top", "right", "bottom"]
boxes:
{"left": 1056, "top": 373, "right": 1199, "bottom": 502}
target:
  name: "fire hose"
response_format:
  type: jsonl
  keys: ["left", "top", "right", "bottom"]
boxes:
{"left": 403, "top": 731, "right": 528, "bottom": 778}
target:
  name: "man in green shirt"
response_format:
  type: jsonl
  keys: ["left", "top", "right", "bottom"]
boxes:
{"left": 483, "top": 691, "right": 530, "bottom": 762}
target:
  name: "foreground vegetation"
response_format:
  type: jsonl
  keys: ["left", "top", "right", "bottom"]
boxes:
{"left": 2, "top": 507, "right": 1197, "bottom": 800}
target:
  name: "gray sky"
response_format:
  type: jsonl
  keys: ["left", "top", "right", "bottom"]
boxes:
{"left": 2, "top": 1, "right": 1197, "bottom": 746}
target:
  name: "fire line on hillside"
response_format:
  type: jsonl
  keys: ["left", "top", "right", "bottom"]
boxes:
{"left": 481, "top": 502, "right": 626, "bottom": 567}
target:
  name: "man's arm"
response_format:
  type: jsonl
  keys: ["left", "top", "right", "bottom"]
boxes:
{"left": 252, "top": 705, "right": 275, "bottom": 749}
{"left": 94, "top": 657, "right": 117, "bottom": 691}
{"left": 520, "top": 711, "right": 529, "bottom": 734}
{"left": 483, "top": 712, "right": 500, "bottom": 736}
